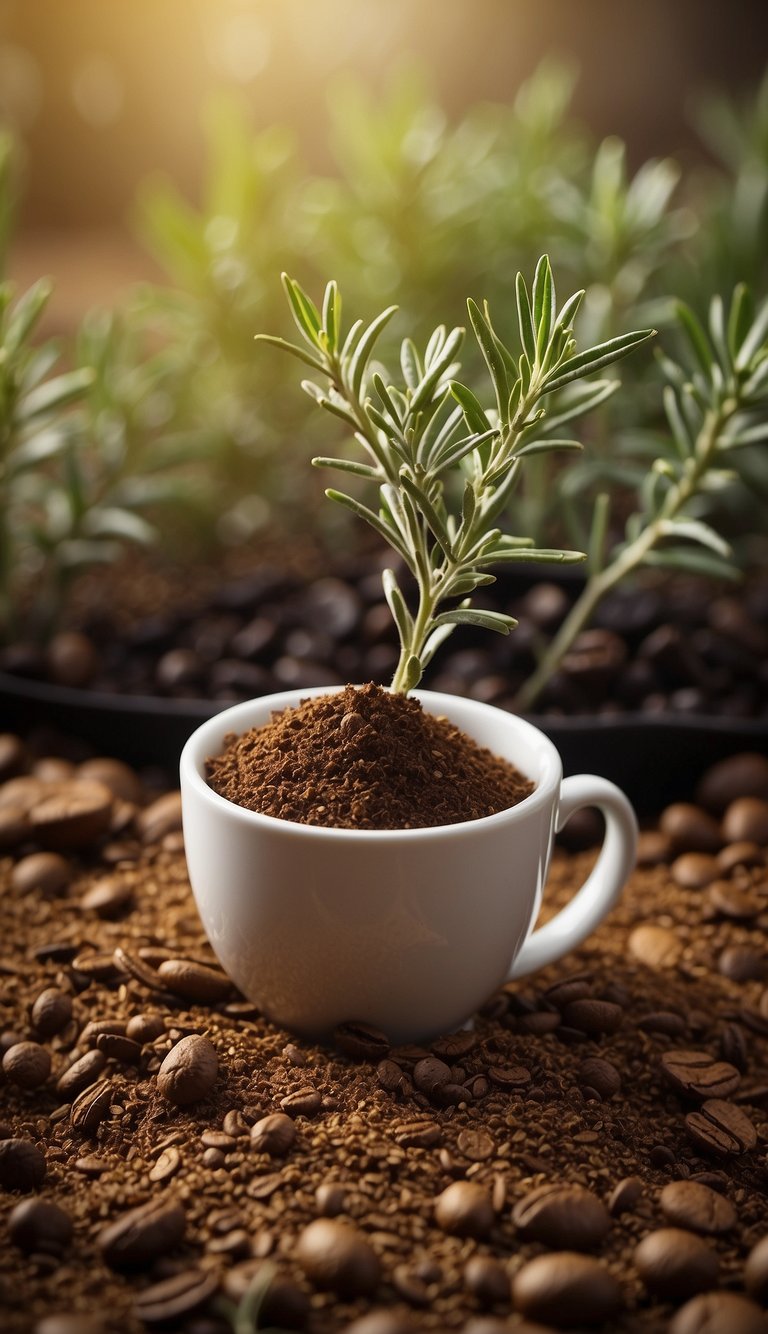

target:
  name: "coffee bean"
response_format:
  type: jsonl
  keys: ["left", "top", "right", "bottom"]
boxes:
{"left": 135, "top": 791, "right": 183, "bottom": 843}
{"left": 30, "top": 780, "right": 113, "bottom": 850}
{"left": 638, "top": 1010, "right": 687, "bottom": 1037}
{"left": 562, "top": 999, "right": 623, "bottom": 1035}
{"left": 0, "top": 1137, "right": 46, "bottom": 1191}
{"left": 512, "top": 1182, "right": 611, "bottom": 1251}
{"left": 636, "top": 829, "right": 674, "bottom": 865}
{"left": 376, "top": 1058, "right": 406, "bottom": 1093}
{"left": 745, "top": 1235, "right": 768, "bottom": 1302}
{"left": 157, "top": 958, "right": 232, "bottom": 1003}
{"left": 635, "top": 1227, "right": 719, "bottom": 1299}
{"left": 393, "top": 1119, "right": 441, "bottom": 1148}
{"left": 512, "top": 1252, "right": 623, "bottom": 1327}
{"left": 80, "top": 1021, "right": 128, "bottom": 1049}
{"left": 463, "top": 1255, "right": 510, "bottom": 1305}
{"left": 608, "top": 1176, "right": 644, "bottom": 1216}
{"left": 296, "top": 1217, "right": 380, "bottom": 1296}
{"left": 709, "top": 880, "right": 762, "bottom": 920}
{"left": 718, "top": 840, "right": 765, "bottom": 872}
{"left": 719, "top": 1022, "right": 748, "bottom": 1072}
{"left": 98, "top": 1195, "right": 186, "bottom": 1269}
{"left": 250, "top": 1112, "right": 296, "bottom": 1156}
{"left": 280, "top": 1086, "right": 322, "bottom": 1118}
{"left": 149, "top": 1146, "right": 181, "bottom": 1184}
{"left": 78, "top": 758, "right": 142, "bottom": 805}
{"left": 545, "top": 974, "right": 594, "bottom": 1007}
{"left": 132, "top": 1268, "right": 219, "bottom": 1324}
{"left": 660, "top": 1179, "right": 736, "bottom": 1234}
{"left": 3, "top": 1041, "right": 51, "bottom": 1090}
{"left": 697, "top": 753, "right": 768, "bottom": 813}
{"left": 0, "top": 733, "right": 27, "bottom": 780}
{"left": 30, "top": 988, "right": 72, "bottom": 1039}
{"left": 157, "top": 1034, "right": 218, "bottom": 1106}
{"left": 316, "top": 1181, "right": 347, "bottom": 1216}
{"left": 80, "top": 876, "right": 133, "bottom": 918}
{"left": 95, "top": 1033, "right": 142, "bottom": 1065}
{"left": 334, "top": 1021, "right": 390, "bottom": 1060}
{"left": 56, "top": 1050, "right": 107, "bottom": 1099}
{"left": 340, "top": 1315, "right": 416, "bottom": 1334}
{"left": 70, "top": 1080, "right": 112, "bottom": 1135}
{"left": 33, "top": 1319, "right": 107, "bottom": 1334}
{"left": 669, "top": 1291, "right": 768, "bottom": 1334}
{"left": 430, "top": 1030, "right": 478, "bottom": 1060}
{"left": 456, "top": 1128, "right": 496, "bottom": 1162}
{"left": 661, "top": 803, "right": 723, "bottom": 853}
{"left": 487, "top": 1063, "right": 532, "bottom": 1088}
{"left": 723, "top": 797, "right": 768, "bottom": 845}
{"left": 46, "top": 631, "right": 98, "bottom": 687}
{"left": 0, "top": 801, "right": 31, "bottom": 848}
{"left": 413, "top": 1056, "right": 452, "bottom": 1095}
{"left": 11, "top": 852, "right": 71, "bottom": 897}
{"left": 628, "top": 923, "right": 682, "bottom": 969}
{"left": 8, "top": 1197, "right": 73, "bottom": 1254}
{"left": 434, "top": 1181, "right": 494, "bottom": 1238}
{"left": 685, "top": 1098, "right": 757, "bottom": 1155}
{"left": 577, "top": 1057, "right": 621, "bottom": 1100}
{"left": 672, "top": 853, "right": 720, "bottom": 888}
{"left": 719, "top": 945, "right": 767, "bottom": 982}
{"left": 126, "top": 1013, "right": 165, "bottom": 1044}
{"left": 660, "top": 1050, "right": 741, "bottom": 1099}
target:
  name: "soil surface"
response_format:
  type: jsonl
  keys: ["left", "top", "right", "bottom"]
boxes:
{"left": 4, "top": 542, "right": 768, "bottom": 724}
{"left": 206, "top": 684, "right": 533, "bottom": 829}
{"left": 2, "top": 742, "right": 768, "bottom": 1330}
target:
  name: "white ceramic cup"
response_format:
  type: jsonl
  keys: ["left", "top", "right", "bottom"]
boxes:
{"left": 180, "top": 687, "right": 637, "bottom": 1044}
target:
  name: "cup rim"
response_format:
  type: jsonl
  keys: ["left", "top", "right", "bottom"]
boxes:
{"left": 179, "top": 685, "right": 562, "bottom": 841}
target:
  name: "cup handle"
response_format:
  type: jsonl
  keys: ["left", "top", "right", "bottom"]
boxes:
{"left": 506, "top": 774, "right": 638, "bottom": 981}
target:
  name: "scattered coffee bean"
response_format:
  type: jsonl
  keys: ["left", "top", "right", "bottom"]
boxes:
{"left": 30, "top": 780, "right": 113, "bottom": 850}
{"left": 316, "top": 1181, "right": 347, "bottom": 1216}
{"left": 251, "top": 1112, "right": 296, "bottom": 1157}
{"left": 0, "top": 732, "right": 27, "bottom": 780}
{"left": 745, "top": 1235, "right": 768, "bottom": 1303}
{"left": 78, "top": 758, "right": 142, "bottom": 805}
{"left": 717, "top": 840, "right": 764, "bottom": 873}
{"left": 635, "top": 1227, "right": 719, "bottom": 1299}
{"left": 628, "top": 923, "right": 682, "bottom": 968}
{"left": 31, "top": 989, "right": 72, "bottom": 1039}
{"left": 487, "top": 1062, "right": 532, "bottom": 1088}
{"left": 709, "top": 880, "right": 762, "bottom": 920}
{"left": 340, "top": 1315, "right": 415, "bottom": 1334}
{"left": 669, "top": 1291, "right": 768, "bottom": 1334}
{"left": 70, "top": 1079, "right": 113, "bottom": 1135}
{"left": 661, "top": 803, "right": 723, "bottom": 853}
{"left": 157, "top": 958, "right": 232, "bottom": 1003}
{"left": 430, "top": 1030, "right": 478, "bottom": 1060}
{"left": 608, "top": 1176, "right": 644, "bottom": 1216}
{"left": 135, "top": 791, "right": 183, "bottom": 843}
{"left": 456, "top": 1128, "right": 496, "bottom": 1162}
{"left": 719, "top": 1021, "right": 749, "bottom": 1072}
{"left": 149, "top": 1146, "right": 181, "bottom": 1184}
{"left": 512, "top": 1252, "right": 623, "bottom": 1327}
{"left": 56, "top": 1050, "right": 107, "bottom": 1099}
{"left": 132, "top": 1268, "right": 219, "bottom": 1324}
{"left": 434, "top": 1181, "right": 494, "bottom": 1238}
{"left": 98, "top": 1196, "right": 186, "bottom": 1269}
{"left": 334, "top": 1021, "right": 390, "bottom": 1060}
{"left": 394, "top": 1119, "right": 441, "bottom": 1148}
{"left": 0, "top": 1137, "right": 46, "bottom": 1191}
{"left": 463, "top": 1255, "right": 510, "bottom": 1305}
{"left": 95, "top": 1033, "right": 142, "bottom": 1065}
{"left": 560, "top": 997, "right": 623, "bottom": 1035}
{"left": 125, "top": 1012, "right": 165, "bottom": 1044}
{"left": 8, "top": 1198, "right": 73, "bottom": 1254}
{"left": 577, "top": 1056, "right": 621, "bottom": 1100}
{"left": 723, "top": 797, "right": 768, "bottom": 846}
{"left": 413, "top": 1056, "right": 452, "bottom": 1095}
{"left": 80, "top": 876, "right": 133, "bottom": 918}
{"left": 280, "top": 1086, "right": 322, "bottom": 1118}
{"left": 696, "top": 753, "right": 768, "bottom": 813}
{"left": 685, "top": 1098, "right": 757, "bottom": 1155}
{"left": 512, "top": 1182, "right": 611, "bottom": 1251}
{"left": 296, "top": 1217, "right": 380, "bottom": 1296}
{"left": 46, "top": 631, "right": 98, "bottom": 687}
{"left": 660, "top": 1179, "right": 736, "bottom": 1234}
{"left": 3, "top": 1041, "right": 51, "bottom": 1090}
{"left": 660, "top": 1050, "right": 741, "bottom": 1100}
{"left": 33, "top": 1318, "right": 107, "bottom": 1334}
{"left": 718, "top": 945, "right": 767, "bottom": 982}
{"left": 157, "top": 1034, "right": 218, "bottom": 1106}
{"left": 11, "top": 852, "right": 71, "bottom": 897}
{"left": 671, "top": 853, "right": 720, "bottom": 888}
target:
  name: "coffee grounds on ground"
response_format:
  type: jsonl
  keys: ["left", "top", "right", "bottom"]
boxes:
{"left": 206, "top": 683, "right": 534, "bottom": 829}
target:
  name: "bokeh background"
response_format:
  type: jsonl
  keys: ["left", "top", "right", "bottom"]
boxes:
{"left": 4, "top": 0, "right": 768, "bottom": 329}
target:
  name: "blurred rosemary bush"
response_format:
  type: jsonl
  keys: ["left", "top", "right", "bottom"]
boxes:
{"left": 1, "top": 61, "right": 767, "bottom": 643}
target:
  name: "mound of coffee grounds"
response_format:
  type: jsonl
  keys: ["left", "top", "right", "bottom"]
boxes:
{"left": 206, "top": 683, "right": 534, "bottom": 829}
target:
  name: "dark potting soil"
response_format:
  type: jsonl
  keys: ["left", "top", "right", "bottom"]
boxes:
{"left": 206, "top": 682, "right": 534, "bottom": 829}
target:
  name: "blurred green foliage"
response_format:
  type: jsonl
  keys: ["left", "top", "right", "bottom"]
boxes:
{"left": 1, "top": 62, "right": 767, "bottom": 637}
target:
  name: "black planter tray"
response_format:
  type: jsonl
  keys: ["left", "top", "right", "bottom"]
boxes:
{"left": 2, "top": 670, "right": 767, "bottom": 813}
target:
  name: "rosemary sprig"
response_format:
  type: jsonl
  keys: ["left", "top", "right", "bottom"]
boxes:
{"left": 258, "top": 257, "right": 654, "bottom": 693}
{"left": 514, "top": 283, "right": 768, "bottom": 711}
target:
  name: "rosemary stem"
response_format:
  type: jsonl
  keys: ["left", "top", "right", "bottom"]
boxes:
{"left": 513, "top": 405, "right": 729, "bottom": 713}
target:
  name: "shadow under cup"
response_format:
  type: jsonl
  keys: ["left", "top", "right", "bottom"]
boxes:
{"left": 179, "top": 688, "right": 572, "bottom": 1044}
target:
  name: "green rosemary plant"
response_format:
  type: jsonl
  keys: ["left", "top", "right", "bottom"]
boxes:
{"left": 514, "top": 283, "right": 768, "bottom": 711}
{"left": 258, "top": 258, "right": 653, "bottom": 693}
